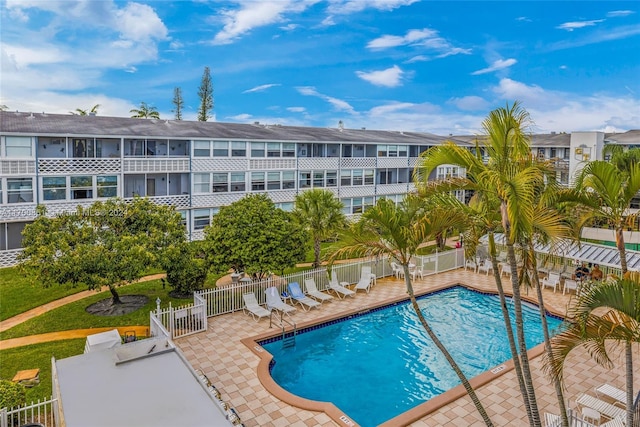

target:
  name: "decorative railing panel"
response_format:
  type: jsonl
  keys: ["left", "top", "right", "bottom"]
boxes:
{"left": 376, "top": 157, "right": 410, "bottom": 168}
{"left": 0, "top": 249, "right": 22, "bottom": 268}
{"left": 38, "top": 158, "right": 121, "bottom": 174}
{"left": 123, "top": 158, "right": 190, "bottom": 173}
{"left": 298, "top": 158, "right": 339, "bottom": 169}
{"left": 124, "top": 194, "right": 190, "bottom": 209}
{"left": 0, "top": 205, "right": 38, "bottom": 221}
{"left": 249, "top": 159, "right": 297, "bottom": 170}
{"left": 265, "top": 189, "right": 297, "bottom": 203}
{"left": 191, "top": 158, "right": 248, "bottom": 172}
{"left": 0, "top": 160, "right": 36, "bottom": 175}
{"left": 375, "top": 183, "right": 410, "bottom": 195}
{"left": 191, "top": 193, "right": 244, "bottom": 208}
{"left": 338, "top": 185, "right": 376, "bottom": 198}
{"left": 340, "top": 157, "right": 377, "bottom": 168}
{"left": 151, "top": 293, "right": 207, "bottom": 339}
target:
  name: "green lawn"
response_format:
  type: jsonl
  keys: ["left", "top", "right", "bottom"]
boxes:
{"left": 0, "top": 339, "right": 86, "bottom": 402}
{"left": 1, "top": 279, "right": 195, "bottom": 340}
{"left": 0, "top": 267, "right": 85, "bottom": 322}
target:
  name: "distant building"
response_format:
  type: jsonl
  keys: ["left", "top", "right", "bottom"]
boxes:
{"left": 1, "top": 111, "right": 639, "bottom": 267}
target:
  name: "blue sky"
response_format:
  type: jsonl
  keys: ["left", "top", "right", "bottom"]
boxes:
{"left": 1, "top": 0, "right": 639, "bottom": 134}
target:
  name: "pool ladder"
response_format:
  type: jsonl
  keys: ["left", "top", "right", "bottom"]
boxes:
{"left": 270, "top": 310, "right": 296, "bottom": 348}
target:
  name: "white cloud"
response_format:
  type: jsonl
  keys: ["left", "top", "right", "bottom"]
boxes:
{"left": 320, "top": 15, "right": 336, "bottom": 26}
{"left": 287, "top": 106, "right": 306, "bottom": 112}
{"left": 471, "top": 58, "right": 517, "bottom": 75}
{"left": 242, "top": 83, "right": 281, "bottom": 93}
{"left": 356, "top": 65, "right": 404, "bottom": 87}
{"left": 606, "top": 10, "right": 635, "bottom": 18}
{"left": 367, "top": 28, "right": 438, "bottom": 49}
{"left": 296, "top": 86, "right": 356, "bottom": 114}
{"left": 212, "top": 1, "right": 315, "bottom": 45}
{"left": 114, "top": 3, "right": 168, "bottom": 43}
{"left": 449, "top": 96, "right": 490, "bottom": 111}
{"left": 405, "top": 55, "right": 429, "bottom": 63}
{"left": 516, "top": 16, "right": 532, "bottom": 22}
{"left": 492, "top": 78, "right": 549, "bottom": 105}
{"left": 556, "top": 19, "right": 605, "bottom": 31}
{"left": 279, "top": 23, "right": 299, "bottom": 31}
{"left": 228, "top": 113, "right": 253, "bottom": 121}
{"left": 327, "top": 0, "right": 418, "bottom": 14}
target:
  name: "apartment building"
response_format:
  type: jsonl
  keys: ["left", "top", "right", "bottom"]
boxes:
{"left": 1, "top": 110, "right": 638, "bottom": 267}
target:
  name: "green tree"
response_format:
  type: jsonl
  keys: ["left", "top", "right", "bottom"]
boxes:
{"left": 0, "top": 379, "right": 26, "bottom": 410}
{"left": 329, "top": 196, "right": 495, "bottom": 426}
{"left": 18, "top": 198, "right": 185, "bottom": 305}
{"left": 204, "top": 194, "right": 308, "bottom": 279}
{"left": 416, "top": 101, "right": 545, "bottom": 426}
{"left": 293, "top": 189, "right": 346, "bottom": 268}
{"left": 197, "top": 66, "right": 214, "bottom": 122}
{"left": 130, "top": 102, "right": 160, "bottom": 119}
{"left": 545, "top": 275, "right": 640, "bottom": 427}
{"left": 71, "top": 104, "right": 100, "bottom": 116}
{"left": 172, "top": 87, "right": 184, "bottom": 120}
{"left": 0, "top": 104, "right": 8, "bottom": 111}
{"left": 161, "top": 241, "right": 208, "bottom": 296}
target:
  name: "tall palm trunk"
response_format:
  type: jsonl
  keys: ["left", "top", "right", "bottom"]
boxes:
{"left": 487, "top": 233, "right": 534, "bottom": 425}
{"left": 403, "top": 263, "right": 494, "bottom": 426}
{"left": 616, "top": 228, "right": 634, "bottom": 427}
{"left": 313, "top": 237, "right": 322, "bottom": 268}
{"left": 616, "top": 226, "right": 629, "bottom": 274}
{"left": 528, "top": 243, "right": 569, "bottom": 427}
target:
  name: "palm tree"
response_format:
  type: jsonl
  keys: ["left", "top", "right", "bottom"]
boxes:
{"left": 545, "top": 274, "right": 640, "bottom": 427}
{"left": 71, "top": 104, "right": 100, "bottom": 116}
{"left": 130, "top": 102, "right": 160, "bottom": 119}
{"left": 329, "top": 196, "right": 495, "bottom": 426}
{"left": 416, "top": 101, "right": 545, "bottom": 426}
{"left": 293, "top": 189, "right": 346, "bottom": 268}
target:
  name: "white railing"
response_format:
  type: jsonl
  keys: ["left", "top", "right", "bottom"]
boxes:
{"left": 0, "top": 397, "right": 57, "bottom": 427}
{"left": 151, "top": 292, "right": 207, "bottom": 339}
{"left": 0, "top": 249, "right": 22, "bottom": 269}
{"left": 196, "top": 249, "right": 463, "bottom": 317}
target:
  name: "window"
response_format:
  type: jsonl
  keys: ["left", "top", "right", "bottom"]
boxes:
{"left": 341, "top": 170, "right": 351, "bottom": 186}
{"left": 267, "top": 143, "right": 281, "bottom": 157}
{"left": 278, "top": 202, "right": 294, "bottom": 211}
{"left": 42, "top": 177, "right": 66, "bottom": 201}
{"left": 267, "top": 172, "right": 280, "bottom": 190}
{"left": 5, "top": 137, "right": 32, "bottom": 157}
{"left": 251, "top": 172, "right": 265, "bottom": 191}
{"left": 193, "top": 209, "right": 211, "bottom": 230}
{"left": 193, "top": 173, "right": 210, "bottom": 193}
{"left": 299, "top": 172, "right": 311, "bottom": 189}
{"left": 7, "top": 178, "right": 33, "bottom": 203}
{"left": 0, "top": 180, "right": 2, "bottom": 204}
{"left": 72, "top": 139, "right": 95, "bottom": 158}
{"left": 282, "top": 171, "right": 295, "bottom": 189}
{"left": 550, "top": 148, "right": 557, "bottom": 158}
{"left": 230, "top": 172, "right": 246, "bottom": 191}
{"left": 364, "top": 197, "right": 374, "bottom": 212}
{"left": 364, "top": 169, "right": 374, "bottom": 185}
{"left": 212, "top": 141, "right": 228, "bottom": 157}
{"left": 282, "top": 143, "right": 295, "bottom": 157}
{"left": 388, "top": 145, "right": 398, "bottom": 157}
{"left": 352, "top": 170, "right": 363, "bottom": 186}
{"left": 398, "top": 146, "right": 408, "bottom": 157}
{"left": 194, "top": 141, "right": 210, "bottom": 157}
{"left": 327, "top": 144, "right": 340, "bottom": 157}
{"left": 326, "top": 171, "right": 337, "bottom": 187}
{"left": 96, "top": 176, "right": 117, "bottom": 198}
{"left": 377, "top": 145, "right": 387, "bottom": 157}
{"left": 341, "top": 198, "right": 351, "bottom": 215}
{"left": 251, "top": 142, "right": 265, "bottom": 157}
{"left": 313, "top": 171, "right": 325, "bottom": 187}
{"left": 352, "top": 197, "right": 363, "bottom": 214}
{"left": 231, "top": 142, "right": 246, "bottom": 157}
{"left": 70, "top": 176, "right": 93, "bottom": 199}
{"left": 212, "top": 173, "right": 228, "bottom": 192}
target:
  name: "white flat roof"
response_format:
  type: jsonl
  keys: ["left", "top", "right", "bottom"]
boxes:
{"left": 55, "top": 338, "right": 231, "bottom": 427}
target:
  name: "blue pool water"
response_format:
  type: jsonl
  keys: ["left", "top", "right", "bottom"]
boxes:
{"left": 261, "top": 286, "right": 564, "bottom": 427}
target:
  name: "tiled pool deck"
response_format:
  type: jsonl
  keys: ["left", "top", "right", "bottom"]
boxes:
{"left": 176, "top": 269, "right": 639, "bottom": 426}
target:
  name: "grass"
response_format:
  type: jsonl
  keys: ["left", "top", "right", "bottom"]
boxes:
{"left": 1, "top": 279, "right": 196, "bottom": 340}
{"left": 0, "top": 339, "right": 86, "bottom": 402}
{"left": 0, "top": 267, "right": 85, "bottom": 322}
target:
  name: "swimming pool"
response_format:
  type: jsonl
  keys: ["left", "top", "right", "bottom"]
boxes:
{"left": 260, "top": 286, "right": 564, "bottom": 426}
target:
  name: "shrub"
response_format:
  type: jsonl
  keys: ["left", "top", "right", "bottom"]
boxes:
{"left": 0, "top": 380, "right": 26, "bottom": 409}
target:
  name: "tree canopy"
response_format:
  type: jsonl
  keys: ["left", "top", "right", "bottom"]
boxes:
{"left": 19, "top": 198, "right": 186, "bottom": 304}
{"left": 172, "top": 87, "right": 184, "bottom": 120}
{"left": 197, "top": 66, "right": 214, "bottom": 122}
{"left": 130, "top": 102, "right": 160, "bottom": 119}
{"left": 204, "top": 194, "right": 308, "bottom": 279}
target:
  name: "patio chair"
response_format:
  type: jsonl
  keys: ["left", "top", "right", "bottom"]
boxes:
{"left": 562, "top": 278, "right": 579, "bottom": 295}
{"left": 265, "top": 286, "right": 297, "bottom": 315}
{"left": 242, "top": 292, "right": 271, "bottom": 321}
{"left": 327, "top": 274, "right": 355, "bottom": 299}
{"left": 465, "top": 258, "right": 478, "bottom": 273}
{"left": 287, "top": 282, "right": 321, "bottom": 311}
{"left": 354, "top": 267, "right": 374, "bottom": 293}
{"left": 499, "top": 263, "right": 512, "bottom": 278}
{"left": 477, "top": 259, "right": 494, "bottom": 276}
{"left": 390, "top": 262, "right": 403, "bottom": 278}
{"left": 595, "top": 383, "right": 626, "bottom": 406}
{"left": 576, "top": 393, "right": 626, "bottom": 421}
{"left": 543, "top": 412, "right": 561, "bottom": 427}
{"left": 541, "top": 272, "right": 561, "bottom": 293}
{"left": 304, "top": 278, "right": 333, "bottom": 303}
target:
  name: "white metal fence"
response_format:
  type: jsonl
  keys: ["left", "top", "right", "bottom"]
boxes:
{"left": 151, "top": 292, "right": 207, "bottom": 339}
{"left": 0, "top": 397, "right": 57, "bottom": 427}
{"left": 196, "top": 248, "right": 464, "bottom": 318}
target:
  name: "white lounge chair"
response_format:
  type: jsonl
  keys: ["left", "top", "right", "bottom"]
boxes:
{"left": 563, "top": 278, "right": 579, "bottom": 295}
{"left": 465, "top": 258, "right": 478, "bottom": 272}
{"left": 265, "top": 286, "right": 296, "bottom": 314}
{"left": 304, "top": 278, "right": 333, "bottom": 303}
{"left": 328, "top": 274, "right": 355, "bottom": 298}
{"left": 543, "top": 412, "right": 561, "bottom": 427}
{"left": 595, "top": 384, "right": 626, "bottom": 406}
{"left": 542, "top": 272, "right": 561, "bottom": 293}
{"left": 576, "top": 393, "right": 626, "bottom": 421}
{"left": 477, "top": 259, "right": 493, "bottom": 275}
{"left": 390, "top": 262, "right": 403, "bottom": 278}
{"left": 287, "top": 282, "right": 321, "bottom": 311}
{"left": 354, "top": 267, "right": 374, "bottom": 293}
{"left": 242, "top": 292, "right": 271, "bottom": 321}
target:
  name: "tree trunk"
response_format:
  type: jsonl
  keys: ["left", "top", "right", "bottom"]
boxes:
{"left": 403, "top": 263, "right": 495, "bottom": 426}
{"left": 488, "top": 233, "right": 534, "bottom": 425}
{"left": 616, "top": 227, "right": 628, "bottom": 274}
{"left": 528, "top": 243, "right": 569, "bottom": 427}
{"left": 109, "top": 286, "right": 122, "bottom": 305}
{"left": 625, "top": 342, "right": 634, "bottom": 427}
{"left": 313, "top": 237, "right": 321, "bottom": 268}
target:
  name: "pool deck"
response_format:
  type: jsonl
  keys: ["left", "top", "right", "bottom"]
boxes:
{"left": 176, "top": 269, "right": 639, "bottom": 426}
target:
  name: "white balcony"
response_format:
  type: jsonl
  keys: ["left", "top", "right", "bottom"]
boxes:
{"left": 0, "top": 160, "right": 36, "bottom": 175}
{"left": 38, "top": 158, "right": 121, "bottom": 175}
{"left": 123, "top": 158, "right": 190, "bottom": 173}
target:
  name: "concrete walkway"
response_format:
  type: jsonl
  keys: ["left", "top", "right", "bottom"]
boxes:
{"left": 0, "top": 326, "right": 150, "bottom": 350}
{"left": 0, "top": 273, "right": 166, "bottom": 334}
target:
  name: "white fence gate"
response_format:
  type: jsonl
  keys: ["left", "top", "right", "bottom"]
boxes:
{"left": 0, "top": 397, "right": 57, "bottom": 427}
{"left": 151, "top": 292, "right": 207, "bottom": 339}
